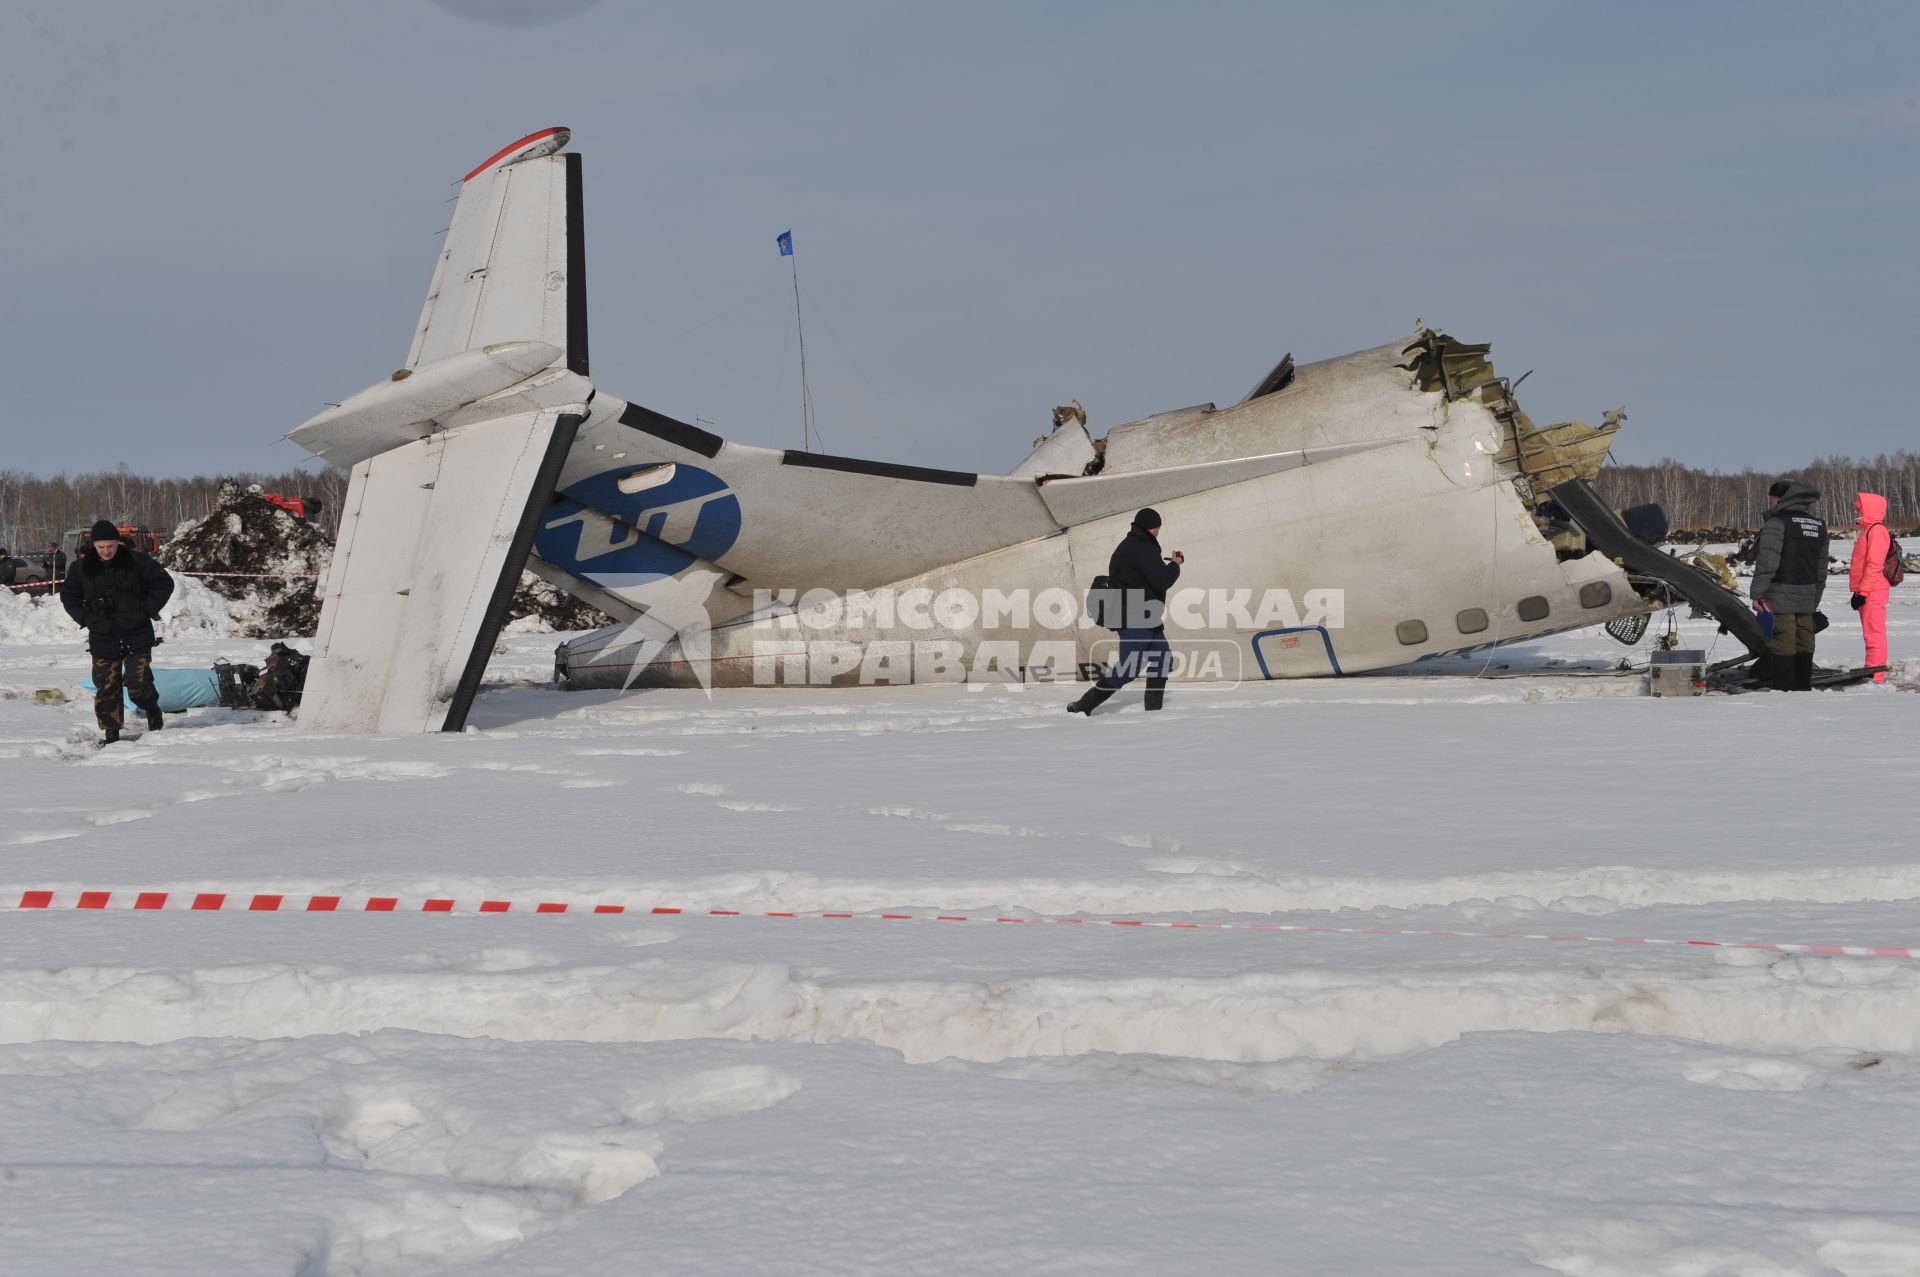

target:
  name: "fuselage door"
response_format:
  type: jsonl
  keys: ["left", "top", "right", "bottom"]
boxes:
{"left": 1252, "top": 626, "right": 1341, "bottom": 679}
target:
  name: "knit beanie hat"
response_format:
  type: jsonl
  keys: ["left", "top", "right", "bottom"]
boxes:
{"left": 89, "top": 519, "right": 123, "bottom": 543}
{"left": 1131, "top": 507, "right": 1162, "bottom": 532}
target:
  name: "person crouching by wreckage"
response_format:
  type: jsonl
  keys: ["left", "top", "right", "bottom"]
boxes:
{"left": 59, "top": 519, "right": 174, "bottom": 743}
{"left": 1749, "top": 480, "right": 1830, "bottom": 692}
{"left": 1068, "top": 507, "right": 1184, "bottom": 715}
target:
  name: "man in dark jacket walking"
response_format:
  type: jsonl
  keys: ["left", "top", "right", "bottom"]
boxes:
{"left": 1068, "top": 507, "right": 1184, "bottom": 715}
{"left": 59, "top": 519, "right": 175, "bottom": 742}
{"left": 1749, "top": 479, "right": 1830, "bottom": 692}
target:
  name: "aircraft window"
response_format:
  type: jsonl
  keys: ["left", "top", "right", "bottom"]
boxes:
{"left": 1455, "top": 608, "right": 1489, "bottom": 634}
{"left": 1517, "top": 595, "right": 1550, "bottom": 622}
{"left": 1395, "top": 619, "right": 1428, "bottom": 645}
{"left": 1579, "top": 582, "right": 1612, "bottom": 609}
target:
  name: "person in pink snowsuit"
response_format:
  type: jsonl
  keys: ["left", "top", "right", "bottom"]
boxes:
{"left": 1849, "top": 492, "right": 1894, "bottom": 683}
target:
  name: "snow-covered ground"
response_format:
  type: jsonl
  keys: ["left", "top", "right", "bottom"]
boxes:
{"left": 1, "top": 571, "right": 1916, "bottom": 1275}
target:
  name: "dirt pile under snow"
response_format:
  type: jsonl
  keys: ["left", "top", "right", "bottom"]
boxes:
{"left": 160, "top": 479, "right": 612, "bottom": 639}
{"left": 507, "top": 574, "right": 613, "bottom": 632}
{"left": 160, "top": 481, "right": 332, "bottom": 637}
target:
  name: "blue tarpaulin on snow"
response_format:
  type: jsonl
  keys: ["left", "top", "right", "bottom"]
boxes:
{"left": 81, "top": 667, "right": 223, "bottom": 712}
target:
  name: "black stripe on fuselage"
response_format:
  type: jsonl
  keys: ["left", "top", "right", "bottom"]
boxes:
{"left": 617, "top": 403, "right": 725, "bottom": 458}
{"left": 780, "top": 451, "right": 978, "bottom": 486}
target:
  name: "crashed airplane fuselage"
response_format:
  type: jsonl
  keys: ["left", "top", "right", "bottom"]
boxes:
{"left": 288, "top": 128, "right": 1693, "bottom": 733}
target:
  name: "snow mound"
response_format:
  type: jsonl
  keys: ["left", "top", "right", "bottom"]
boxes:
{"left": 157, "top": 575, "right": 253, "bottom": 642}
{"left": 0, "top": 571, "right": 246, "bottom": 647}
{"left": 157, "top": 478, "right": 612, "bottom": 638}
{"left": 0, "top": 1033, "right": 800, "bottom": 1274}
{"left": 161, "top": 479, "right": 331, "bottom": 637}
{"left": 0, "top": 582, "right": 81, "bottom": 645}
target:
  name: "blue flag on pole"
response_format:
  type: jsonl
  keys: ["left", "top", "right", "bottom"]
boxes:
{"left": 776, "top": 229, "right": 793, "bottom": 257}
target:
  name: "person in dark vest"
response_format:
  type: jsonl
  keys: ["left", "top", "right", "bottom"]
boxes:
{"left": 1068, "top": 507, "right": 1184, "bottom": 715}
{"left": 59, "top": 519, "right": 175, "bottom": 743}
{"left": 46, "top": 541, "right": 67, "bottom": 583}
{"left": 1749, "top": 479, "right": 1830, "bottom": 692}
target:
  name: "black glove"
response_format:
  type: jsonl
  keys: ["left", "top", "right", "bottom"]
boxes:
{"left": 1851, "top": 593, "right": 1866, "bottom": 610}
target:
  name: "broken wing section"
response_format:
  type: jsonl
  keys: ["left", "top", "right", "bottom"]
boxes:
{"left": 301, "top": 409, "right": 580, "bottom": 734}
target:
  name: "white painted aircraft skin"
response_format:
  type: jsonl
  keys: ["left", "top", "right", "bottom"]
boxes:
{"left": 556, "top": 366, "right": 1640, "bottom": 690}
{"left": 288, "top": 128, "right": 1657, "bottom": 729}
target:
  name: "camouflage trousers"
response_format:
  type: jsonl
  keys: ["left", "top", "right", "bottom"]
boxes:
{"left": 92, "top": 649, "right": 159, "bottom": 731}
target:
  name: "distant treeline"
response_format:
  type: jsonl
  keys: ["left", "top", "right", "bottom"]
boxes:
{"left": 4, "top": 451, "right": 1915, "bottom": 557}
{"left": 0, "top": 466, "right": 347, "bottom": 554}
{"left": 1585, "top": 454, "right": 1919, "bottom": 532}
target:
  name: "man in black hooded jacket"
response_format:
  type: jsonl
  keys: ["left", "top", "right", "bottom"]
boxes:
{"left": 59, "top": 519, "right": 175, "bottom": 743}
{"left": 1068, "top": 507, "right": 1184, "bottom": 715}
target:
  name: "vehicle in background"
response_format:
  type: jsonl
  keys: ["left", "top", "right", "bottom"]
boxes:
{"left": 61, "top": 523, "right": 166, "bottom": 563}
{"left": 2, "top": 554, "right": 56, "bottom": 596}
{"left": 259, "top": 493, "right": 323, "bottom": 522}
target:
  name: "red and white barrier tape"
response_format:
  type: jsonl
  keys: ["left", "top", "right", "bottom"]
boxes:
{"left": 172, "top": 570, "right": 319, "bottom": 580}
{"left": 4, "top": 889, "right": 1916, "bottom": 960}
{"left": 6, "top": 570, "right": 316, "bottom": 592}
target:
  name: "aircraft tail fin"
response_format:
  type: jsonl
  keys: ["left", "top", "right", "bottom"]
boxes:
{"left": 292, "top": 129, "right": 594, "bottom": 732}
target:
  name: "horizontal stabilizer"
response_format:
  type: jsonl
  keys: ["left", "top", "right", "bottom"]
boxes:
{"left": 300, "top": 408, "right": 580, "bottom": 733}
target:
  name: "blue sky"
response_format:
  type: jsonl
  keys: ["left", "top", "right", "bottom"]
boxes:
{"left": 2, "top": 1, "right": 1914, "bottom": 478}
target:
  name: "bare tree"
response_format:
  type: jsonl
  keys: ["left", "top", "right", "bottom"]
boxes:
{"left": 0, "top": 467, "right": 347, "bottom": 551}
{"left": 1595, "top": 452, "right": 1919, "bottom": 532}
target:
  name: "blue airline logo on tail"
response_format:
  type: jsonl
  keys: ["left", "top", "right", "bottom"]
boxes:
{"left": 536, "top": 464, "right": 742, "bottom": 582}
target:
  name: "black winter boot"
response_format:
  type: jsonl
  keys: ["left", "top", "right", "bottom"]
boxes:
{"left": 1067, "top": 686, "right": 1116, "bottom": 716}
{"left": 1792, "top": 653, "right": 1815, "bottom": 691}
{"left": 101, "top": 728, "right": 120, "bottom": 745}
{"left": 145, "top": 707, "right": 164, "bottom": 731}
{"left": 1769, "top": 656, "right": 1795, "bottom": 692}
{"left": 1143, "top": 677, "right": 1167, "bottom": 711}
